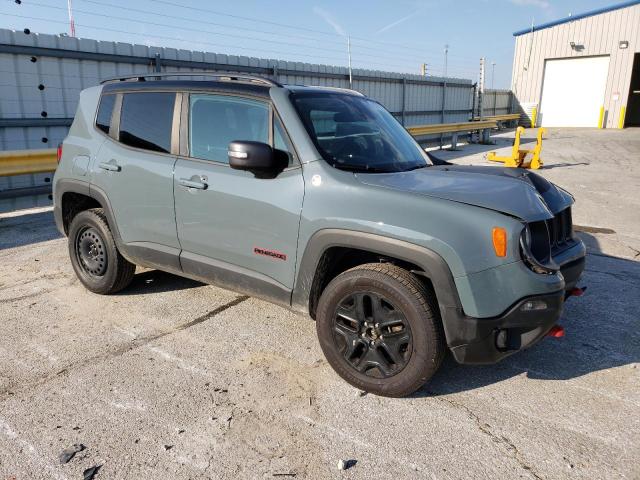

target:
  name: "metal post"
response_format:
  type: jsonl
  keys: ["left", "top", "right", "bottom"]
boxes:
{"left": 470, "top": 82, "right": 477, "bottom": 143}
{"left": 67, "top": 0, "right": 76, "bottom": 37}
{"left": 440, "top": 79, "right": 447, "bottom": 149}
{"left": 154, "top": 53, "right": 162, "bottom": 72}
{"left": 478, "top": 57, "right": 485, "bottom": 120}
{"left": 491, "top": 61, "right": 496, "bottom": 90}
{"left": 347, "top": 36, "right": 353, "bottom": 89}
{"left": 444, "top": 44, "right": 449, "bottom": 78}
{"left": 443, "top": 43, "right": 449, "bottom": 146}
{"left": 401, "top": 77, "right": 406, "bottom": 126}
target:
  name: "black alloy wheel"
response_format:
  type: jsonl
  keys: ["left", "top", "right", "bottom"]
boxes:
{"left": 333, "top": 292, "right": 412, "bottom": 378}
{"left": 315, "top": 263, "right": 446, "bottom": 397}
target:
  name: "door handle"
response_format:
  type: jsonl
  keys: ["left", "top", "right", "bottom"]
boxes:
{"left": 179, "top": 178, "right": 208, "bottom": 190}
{"left": 99, "top": 161, "right": 121, "bottom": 172}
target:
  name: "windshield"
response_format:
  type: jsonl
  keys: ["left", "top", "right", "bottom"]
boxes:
{"left": 291, "top": 92, "right": 431, "bottom": 173}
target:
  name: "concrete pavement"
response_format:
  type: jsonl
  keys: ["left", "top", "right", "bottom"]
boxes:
{"left": 0, "top": 128, "right": 638, "bottom": 479}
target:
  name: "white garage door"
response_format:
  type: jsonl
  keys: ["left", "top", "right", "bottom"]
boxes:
{"left": 539, "top": 56, "right": 610, "bottom": 127}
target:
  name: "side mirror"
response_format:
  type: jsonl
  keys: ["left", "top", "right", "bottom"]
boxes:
{"left": 228, "top": 141, "right": 287, "bottom": 178}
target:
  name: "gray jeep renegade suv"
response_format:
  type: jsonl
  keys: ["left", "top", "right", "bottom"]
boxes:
{"left": 54, "top": 73, "right": 586, "bottom": 397}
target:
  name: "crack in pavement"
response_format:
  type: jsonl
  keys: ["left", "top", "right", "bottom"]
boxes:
{"left": 427, "top": 392, "right": 543, "bottom": 479}
{"left": 0, "top": 295, "right": 250, "bottom": 401}
{"left": 176, "top": 295, "right": 250, "bottom": 331}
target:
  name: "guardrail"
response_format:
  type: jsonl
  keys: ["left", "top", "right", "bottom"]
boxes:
{"left": 407, "top": 120, "right": 497, "bottom": 149}
{"left": 473, "top": 114, "right": 521, "bottom": 129}
{"left": 0, "top": 148, "right": 57, "bottom": 177}
{"left": 0, "top": 118, "right": 499, "bottom": 198}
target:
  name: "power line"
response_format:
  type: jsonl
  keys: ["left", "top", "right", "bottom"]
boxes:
{"left": 77, "top": 0, "right": 480, "bottom": 62}
{"left": 4, "top": 8, "right": 481, "bottom": 75}
{"left": 3, "top": 3, "right": 482, "bottom": 77}
{"left": 22, "top": 0, "right": 480, "bottom": 67}
{"left": 1, "top": 13, "right": 343, "bottom": 62}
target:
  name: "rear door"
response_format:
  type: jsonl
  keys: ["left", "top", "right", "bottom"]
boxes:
{"left": 174, "top": 92, "right": 304, "bottom": 301}
{"left": 91, "top": 91, "right": 181, "bottom": 266}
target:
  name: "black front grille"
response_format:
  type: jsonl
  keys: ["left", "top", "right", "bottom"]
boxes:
{"left": 547, "top": 207, "right": 573, "bottom": 253}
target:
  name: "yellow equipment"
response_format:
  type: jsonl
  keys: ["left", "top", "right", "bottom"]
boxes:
{"left": 487, "top": 126, "right": 546, "bottom": 170}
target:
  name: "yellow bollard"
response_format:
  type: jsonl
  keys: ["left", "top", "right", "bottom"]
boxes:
{"left": 530, "top": 107, "right": 537, "bottom": 129}
{"left": 619, "top": 106, "right": 626, "bottom": 129}
{"left": 598, "top": 105, "right": 605, "bottom": 129}
{"left": 524, "top": 128, "right": 546, "bottom": 170}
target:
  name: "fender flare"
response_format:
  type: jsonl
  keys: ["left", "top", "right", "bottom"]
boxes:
{"left": 53, "top": 179, "right": 122, "bottom": 246}
{"left": 291, "top": 229, "right": 464, "bottom": 323}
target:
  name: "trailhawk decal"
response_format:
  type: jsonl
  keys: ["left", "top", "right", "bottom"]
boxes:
{"left": 253, "top": 247, "right": 287, "bottom": 261}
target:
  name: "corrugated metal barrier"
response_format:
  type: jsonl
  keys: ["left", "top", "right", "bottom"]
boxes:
{"left": 0, "top": 28, "right": 511, "bottom": 212}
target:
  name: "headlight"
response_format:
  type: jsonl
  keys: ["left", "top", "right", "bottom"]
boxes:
{"left": 520, "top": 223, "right": 558, "bottom": 274}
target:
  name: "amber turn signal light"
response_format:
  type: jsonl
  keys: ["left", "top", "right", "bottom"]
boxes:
{"left": 492, "top": 227, "right": 507, "bottom": 257}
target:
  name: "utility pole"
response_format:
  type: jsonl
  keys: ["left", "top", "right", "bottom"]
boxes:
{"left": 443, "top": 44, "right": 449, "bottom": 78}
{"left": 347, "top": 36, "right": 353, "bottom": 88}
{"left": 491, "top": 62, "right": 496, "bottom": 90}
{"left": 67, "top": 0, "right": 76, "bottom": 37}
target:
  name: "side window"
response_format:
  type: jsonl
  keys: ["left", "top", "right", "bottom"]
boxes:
{"left": 189, "top": 94, "right": 268, "bottom": 163}
{"left": 119, "top": 92, "right": 175, "bottom": 153}
{"left": 96, "top": 94, "right": 115, "bottom": 135}
{"left": 274, "top": 116, "right": 295, "bottom": 166}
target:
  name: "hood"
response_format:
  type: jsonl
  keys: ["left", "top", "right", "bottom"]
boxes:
{"left": 356, "top": 165, "right": 573, "bottom": 222}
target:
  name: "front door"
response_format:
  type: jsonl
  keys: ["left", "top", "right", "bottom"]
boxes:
{"left": 174, "top": 93, "right": 304, "bottom": 303}
{"left": 91, "top": 91, "right": 181, "bottom": 265}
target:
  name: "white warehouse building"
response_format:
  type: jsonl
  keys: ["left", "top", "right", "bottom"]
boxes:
{"left": 510, "top": 0, "right": 640, "bottom": 128}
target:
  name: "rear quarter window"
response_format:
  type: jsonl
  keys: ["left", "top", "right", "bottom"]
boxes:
{"left": 119, "top": 92, "right": 175, "bottom": 153}
{"left": 95, "top": 94, "right": 115, "bottom": 135}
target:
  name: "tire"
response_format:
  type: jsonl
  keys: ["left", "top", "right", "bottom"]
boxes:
{"left": 68, "top": 208, "right": 135, "bottom": 294}
{"left": 316, "top": 263, "right": 445, "bottom": 397}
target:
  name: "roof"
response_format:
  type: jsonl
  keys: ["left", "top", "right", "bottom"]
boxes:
{"left": 100, "top": 75, "right": 364, "bottom": 97}
{"left": 513, "top": 0, "right": 640, "bottom": 36}
{"left": 284, "top": 85, "right": 364, "bottom": 96}
{"left": 102, "top": 80, "right": 273, "bottom": 98}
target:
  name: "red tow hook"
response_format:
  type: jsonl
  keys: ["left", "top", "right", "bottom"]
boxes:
{"left": 570, "top": 287, "right": 586, "bottom": 297}
{"left": 547, "top": 325, "right": 565, "bottom": 338}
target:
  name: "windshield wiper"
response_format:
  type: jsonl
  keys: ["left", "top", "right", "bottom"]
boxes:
{"left": 332, "top": 163, "right": 389, "bottom": 173}
{"left": 404, "top": 163, "right": 430, "bottom": 172}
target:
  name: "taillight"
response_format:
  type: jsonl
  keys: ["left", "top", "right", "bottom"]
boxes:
{"left": 56, "top": 143, "right": 63, "bottom": 163}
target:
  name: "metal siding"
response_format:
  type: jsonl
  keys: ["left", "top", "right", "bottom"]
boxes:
{"left": 0, "top": 28, "right": 479, "bottom": 211}
{"left": 511, "top": 4, "right": 639, "bottom": 128}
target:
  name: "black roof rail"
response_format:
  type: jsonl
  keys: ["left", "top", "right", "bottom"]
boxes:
{"left": 100, "top": 72, "right": 283, "bottom": 87}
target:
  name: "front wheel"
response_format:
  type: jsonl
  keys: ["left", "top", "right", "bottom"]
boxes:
{"left": 316, "top": 263, "right": 445, "bottom": 397}
{"left": 68, "top": 208, "right": 135, "bottom": 294}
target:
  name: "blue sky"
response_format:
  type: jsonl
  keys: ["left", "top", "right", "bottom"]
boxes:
{"left": 0, "top": 0, "right": 621, "bottom": 88}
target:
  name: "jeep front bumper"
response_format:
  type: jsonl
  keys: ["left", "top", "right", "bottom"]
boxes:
{"left": 445, "top": 254, "right": 585, "bottom": 365}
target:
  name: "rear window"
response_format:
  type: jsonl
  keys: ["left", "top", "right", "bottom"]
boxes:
{"left": 119, "top": 92, "right": 175, "bottom": 153}
{"left": 96, "top": 94, "right": 115, "bottom": 135}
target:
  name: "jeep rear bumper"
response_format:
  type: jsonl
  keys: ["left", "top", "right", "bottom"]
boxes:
{"left": 445, "top": 255, "right": 585, "bottom": 364}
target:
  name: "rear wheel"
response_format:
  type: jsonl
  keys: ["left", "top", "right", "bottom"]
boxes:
{"left": 68, "top": 208, "right": 135, "bottom": 294}
{"left": 316, "top": 263, "right": 445, "bottom": 397}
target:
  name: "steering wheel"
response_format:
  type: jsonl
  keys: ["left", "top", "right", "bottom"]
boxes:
{"left": 332, "top": 135, "right": 371, "bottom": 161}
